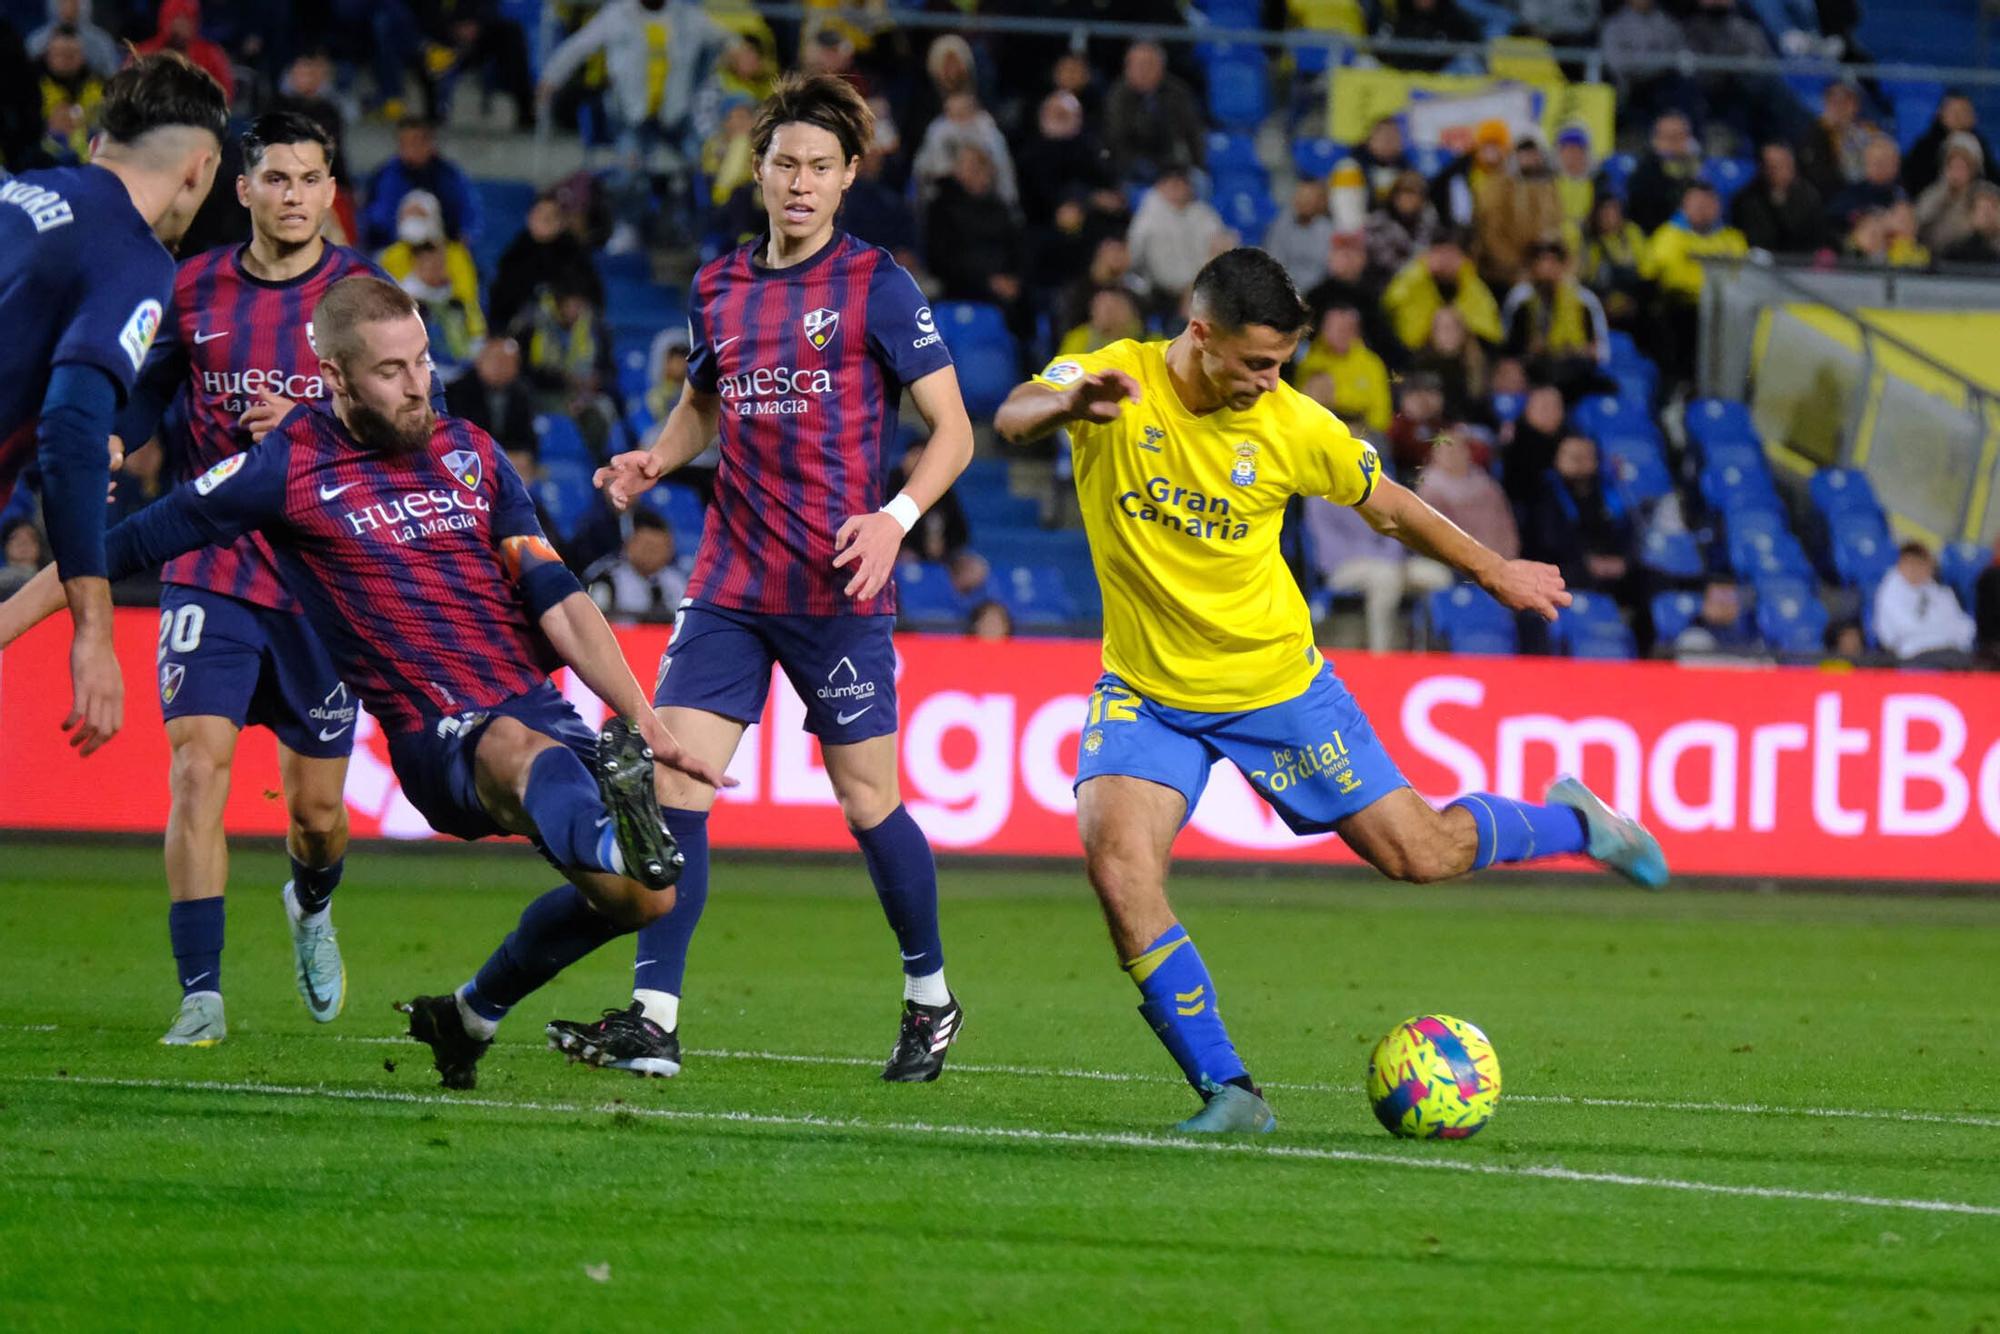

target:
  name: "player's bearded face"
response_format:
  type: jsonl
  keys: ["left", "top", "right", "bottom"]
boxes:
{"left": 1198, "top": 324, "right": 1299, "bottom": 411}
{"left": 337, "top": 316, "right": 435, "bottom": 454}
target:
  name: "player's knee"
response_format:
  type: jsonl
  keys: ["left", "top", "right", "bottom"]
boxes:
{"left": 1370, "top": 831, "right": 1457, "bottom": 885}
{"left": 168, "top": 743, "right": 233, "bottom": 810}
{"left": 1085, "top": 845, "right": 1163, "bottom": 912}
{"left": 837, "top": 780, "right": 899, "bottom": 832}
{"left": 288, "top": 800, "right": 347, "bottom": 860}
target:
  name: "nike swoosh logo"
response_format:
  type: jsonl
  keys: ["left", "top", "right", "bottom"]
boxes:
{"left": 713, "top": 335, "right": 741, "bottom": 351}
{"left": 899, "top": 949, "right": 925, "bottom": 961}
{"left": 318, "top": 481, "right": 360, "bottom": 500}
{"left": 193, "top": 330, "right": 229, "bottom": 344}
{"left": 836, "top": 706, "right": 874, "bottom": 726}
{"left": 317, "top": 725, "right": 350, "bottom": 742}
{"left": 595, "top": 816, "right": 612, "bottom": 828}
{"left": 302, "top": 970, "right": 329, "bottom": 1011}
{"left": 183, "top": 971, "right": 211, "bottom": 986}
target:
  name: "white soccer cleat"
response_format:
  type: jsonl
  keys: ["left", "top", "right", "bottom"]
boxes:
{"left": 283, "top": 882, "right": 345, "bottom": 1022}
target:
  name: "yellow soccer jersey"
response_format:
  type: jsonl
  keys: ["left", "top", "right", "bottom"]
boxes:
{"left": 1034, "top": 338, "right": 1382, "bottom": 711}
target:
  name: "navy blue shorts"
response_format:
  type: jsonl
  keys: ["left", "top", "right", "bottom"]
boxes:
{"left": 652, "top": 600, "right": 897, "bottom": 744}
{"left": 386, "top": 681, "right": 597, "bottom": 841}
{"left": 156, "top": 585, "right": 354, "bottom": 759}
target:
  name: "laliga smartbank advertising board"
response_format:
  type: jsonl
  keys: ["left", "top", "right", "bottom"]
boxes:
{"left": 2, "top": 610, "right": 1998, "bottom": 883}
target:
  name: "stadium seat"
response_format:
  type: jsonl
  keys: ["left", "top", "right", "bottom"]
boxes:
{"left": 1598, "top": 153, "right": 1637, "bottom": 199}
{"left": 1639, "top": 527, "right": 1706, "bottom": 581}
{"left": 1939, "top": 540, "right": 1991, "bottom": 610}
{"left": 595, "top": 251, "right": 653, "bottom": 290}
{"left": 1206, "top": 49, "right": 1271, "bottom": 129}
{"left": 1701, "top": 157, "right": 1756, "bottom": 205}
{"left": 1650, "top": 590, "right": 1704, "bottom": 643}
{"left": 1701, "top": 440, "right": 1768, "bottom": 477}
{"left": 637, "top": 482, "right": 707, "bottom": 548}
{"left": 1754, "top": 579, "right": 1829, "bottom": 655}
{"left": 534, "top": 459, "right": 597, "bottom": 541}
{"left": 1601, "top": 439, "right": 1675, "bottom": 510}
{"left": 616, "top": 346, "right": 648, "bottom": 402}
{"left": 1427, "top": 583, "right": 1518, "bottom": 655}
{"left": 1830, "top": 525, "right": 1897, "bottom": 590}
{"left": 1699, "top": 461, "right": 1781, "bottom": 513}
{"left": 1490, "top": 391, "right": 1524, "bottom": 424}
{"left": 896, "top": 560, "right": 969, "bottom": 630}
{"left": 1205, "top": 130, "right": 1262, "bottom": 182}
{"left": 1808, "top": 466, "right": 1884, "bottom": 524}
{"left": 988, "top": 564, "right": 1079, "bottom": 628}
{"left": 1555, "top": 591, "right": 1637, "bottom": 660}
{"left": 1572, "top": 394, "right": 1657, "bottom": 444}
{"left": 960, "top": 486, "right": 1042, "bottom": 529}
{"left": 1684, "top": 398, "right": 1760, "bottom": 455}
{"left": 1217, "top": 186, "right": 1279, "bottom": 244}
{"left": 933, "top": 302, "right": 1019, "bottom": 418}
{"left": 1292, "top": 137, "right": 1344, "bottom": 182}
{"left": 1729, "top": 529, "right": 1815, "bottom": 583}
{"left": 533, "top": 414, "right": 593, "bottom": 469}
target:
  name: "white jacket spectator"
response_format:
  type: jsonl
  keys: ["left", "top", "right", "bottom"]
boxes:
{"left": 1126, "top": 172, "right": 1232, "bottom": 303}
{"left": 1873, "top": 545, "right": 1976, "bottom": 661}
{"left": 539, "top": 0, "right": 731, "bottom": 135}
{"left": 1264, "top": 180, "right": 1337, "bottom": 292}
{"left": 911, "top": 92, "right": 1019, "bottom": 209}
{"left": 586, "top": 514, "right": 693, "bottom": 620}
{"left": 27, "top": 0, "right": 121, "bottom": 78}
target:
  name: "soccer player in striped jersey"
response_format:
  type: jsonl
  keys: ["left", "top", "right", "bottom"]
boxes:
{"left": 114, "top": 111, "right": 414, "bottom": 1047}
{"left": 551, "top": 73, "right": 976, "bottom": 1082}
{"left": 995, "top": 249, "right": 1667, "bottom": 1134}
{"left": 0, "top": 276, "right": 728, "bottom": 1091}
{"left": 0, "top": 52, "right": 226, "bottom": 760}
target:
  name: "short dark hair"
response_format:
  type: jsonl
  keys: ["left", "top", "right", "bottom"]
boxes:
{"left": 1898, "top": 540, "right": 1932, "bottom": 560}
{"left": 397, "top": 114, "right": 434, "bottom": 134}
{"left": 752, "top": 72, "right": 875, "bottom": 164}
{"left": 629, "top": 509, "right": 669, "bottom": 534}
{"left": 1189, "top": 248, "right": 1310, "bottom": 336}
{"left": 312, "top": 275, "right": 421, "bottom": 367}
{"left": 241, "top": 110, "right": 336, "bottom": 171}
{"left": 99, "top": 50, "right": 229, "bottom": 147}
{"left": 1682, "top": 180, "right": 1719, "bottom": 199}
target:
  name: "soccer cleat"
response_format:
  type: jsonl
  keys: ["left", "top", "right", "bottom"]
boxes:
{"left": 282, "top": 882, "right": 345, "bottom": 1023}
{"left": 1174, "top": 1079, "right": 1277, "bottom": 1135}
{"left": 1546, "top": 774, "right": 1670, "bottom": 889}
{"left": 395, "top": 995, "right": 491, "bottom": 1090}
{"left": 545, "top": 1002, "right": 681, "bottom": 1077}
{"left": 595, "top": 717, "right": 683, "bottom": 891}
{"left": 159, "top": 992, "right": 226, "bottom": 1047}
{"left": 881, "top": 995, "right": 964, "bottom": 1082}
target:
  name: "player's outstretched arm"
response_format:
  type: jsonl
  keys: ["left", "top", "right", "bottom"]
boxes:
{"left": 594, "top": 388, "right": 722, "bottom": 513}
{"left": 992, "top": 370, "right": 1142, "bottom": 446}
{"left": 832, "top": 365, "right": 975, "bottom": 601}
{"left": 1359, "top": 476, "right": 1571, "bottom": 622}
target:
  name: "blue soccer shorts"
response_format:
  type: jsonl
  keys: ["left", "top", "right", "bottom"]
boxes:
{"left": 386, "top": 681, "right": 597, "bottom": 842}
{"left": 1072, "top": 664, "right": 1409, "bottom": 833}
{"left": 652, "top": 599, "right": 897, "bottom": 745}
{"left": 156, "top": 585, "right": 354, "bottom": 759}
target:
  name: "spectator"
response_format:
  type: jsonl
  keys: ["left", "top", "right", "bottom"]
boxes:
{"left": 1383, "top": 0, "right": 1482, "bottom": 73}
{"left": 135, "top": 0, "right": 236, "bottom": 104}
{"left": 1502, "top": 239, "right": 1611, "bottom": 387}
{"left": 1266, "top": 179, "right": 1337, "bottom": 293}
{"left": 488, "top": 191, "right": 602, "bottom": 334}
{"left": 1626, "top": 112, "right": 1703, "bottom": 234}
{"left": 411, "top": 0, "right": 536, "bottom": 130}
{"left": 35, "top": 25, "right": 100, "bottom": 163}
{"left": 1501, "top": 383, "right": 1568, "bottom": 512}
{"left": 1306, "top": 230, "right": 1403, "bottom": 365}
{"left": 446, "top": 337, "right": 538, "bottom": 458}
{"left": 1415, "top": 434, "right": 1518, "bottom": 561}
{"left": 1823, "top": 619, "right": 1868, "bottom": 666}
{"left": 376, "top": 190, "right": 482, "bottom": 318}
{"left": 1902, "top": 91, "right": 2000, "bottom": 197}
{"left": 361, "top": 117, "right": 480, "bottom": 248}
{"left": 1914, "top": 133, "right": 1986, "bottom": 254}
{"left": 1673, "top": 578, "right": 1760, "bottom": 654}
{"left": 26, "top": 0, "right": 117, "bottom": 79}
{"left": 967, "top": 599, "right": 1014, "bottom": 641}
{"left": 948, "top": 549, "right": 992, "bottom": 601}
{"left": 1679, "top": 0, "right": 1802, "bottom": 153}
{"left": 1553, "top": 124, "right": 1597, "bottom": 236}
{"left": 1581, "top": 194, "right": 1649, "bottom": 328}
{"left": 1473, "top": 134, "right": 1565, "bottom": 291}
{"left": 843, "top": 140, "right": 922, "bottom": 270}
{"left": 1365, "top": 170, "right": 1440, "bottom": 284}
{"left": 1796, "top": 79, "right": 1872, "bottom": 202}
{"left": 1431, "top": 118, "right": 1510, "bottom": 230}
{"left": 1525, "top": 434, "right": 1633, "bottom": 599}
{"left": 1382, "top": 230, "right": 1502, "bottom": 353}
{"left": 1048, "top": 49, "right": 1102, "bottom": 123}
{"left": 399, "top": 240, "right": 485, "bottom": 379}
{"left": 1731, "top": 141, "right": 1828, "bottom": 254}
{"left": 270, "top": 51, "right": 351, "bottom": 183}
{"left": 1103, "top": 39, "right": 1204, "bottom": 184}
{"left": 1016, "top": 90, "right": 1122, "bottom": 259}
{"left": 585, "top": 511, "right": 690, "bottom": 621}
{"left": 925, "top": 143, "right": 1031, "bottom": 343}
{"left": 1941, "top": 182, "right": 2000, "bottom": 263}
{"left": 1873, "top": 541, "right": 1976, "bottom": 667}
{"left": 913, "top": 90, "right": 1019, "bottom": 210}
{"left": 1385, "top": 371, "right": 1461, "bottom": 475}
{"left": 1846, "top": 202, "right": 1930, "bottom": 269}
{"left": 1126, "top": 167, "right": 1231, "bottom": 314}
{"left": 699, "top": 93, "right": 758, "bottom": 218}
{"left": 1641, "top": 181, "right": 1746, "bottom": 379}
{"left": 691, "top": 36, "right": 776, "bottom": 145}
{"left": 1602, "top": 0, "right": 1699, "bottom": 131}
{"left": 911, "top": 32, "right": 978, "bottom": 139}
{"left": 513, "top": 280, "right": 617, "bottom": 449}
{"left": 1976, "top": 543, "right": 2000, "bottom": 663}
{"left": 1352, "top": 116, "right": 1412, "bottom": 205}
{"left": 1058, "top": 235, "right": 1147, "bottom": 333}
{"left": 1827, "top": 133, "right": 1904, "bottom": 232}
{"left": 642, "top": 326, "right": 690, "bottom": 422}
{"left": 1412, "top": 306, "right": 1490, "bottom": 427}
{"left": 0, "top": 518, "right": 47, "bottom": 599}
{"left": 1303, "top": 496, "right": 1453, "bottom": 651}
{"left": 1297, "top": 304, "right": 1392, "bottom": 437}
{"left": 1058, "top": 286, "right": 1144, "bottom": 356}
{"left": 892, "top": 442, "right": 971, "bottom": 566}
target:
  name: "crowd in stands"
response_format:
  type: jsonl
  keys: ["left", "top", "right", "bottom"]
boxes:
{"left": 1, "top": 0, "right": 1998, "bottom": 664}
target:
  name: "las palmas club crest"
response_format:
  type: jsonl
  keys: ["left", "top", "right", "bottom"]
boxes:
{"left": 442, "top": 448, "right": 482, "bottom": 491}
{"left": 804, "top": 306, "right": 839, "bottom": 352}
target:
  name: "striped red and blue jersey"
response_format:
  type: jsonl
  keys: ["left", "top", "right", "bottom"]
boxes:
{"left": 113, "top": 405, "right": 564, "bottom": 736}
{"left": 130, "top": 241, "right": 395, "bottom": 612}
{"left": 0, "top": 165, "right": 175, "bottom": 506}
{"left": 684, "top": 231, "right": 953, "bottom": 617}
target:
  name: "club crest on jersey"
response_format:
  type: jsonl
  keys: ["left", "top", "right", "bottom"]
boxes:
{"left": 803, "top": 307, "right": 840, "bottom": 352}
{"left": 159, "top": 662, "right": 185, "bottom": 705}
{"left": 1230, "top": 442, "right": 1259, "bottom": 487}
{"left": 442, "top": 448, "right": 482, "bottom": 492}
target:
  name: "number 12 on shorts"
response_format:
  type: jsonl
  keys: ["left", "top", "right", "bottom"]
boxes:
{"left": 1088, "top": 685, "right": 1140, "bottom": 726}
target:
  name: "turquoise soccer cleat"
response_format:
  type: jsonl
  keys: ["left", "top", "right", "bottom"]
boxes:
{"left": 159, "top": 991, "right": 226, "bottom": 1047}
{"left": 1174, "top": 1079, "right": 1278, "bottom": 1135}
{"left": 283, "top": 881, "right": 346, "bottom": 1023}
{"left": 1546, "top": 774, "right": 1670, "bottom": 889}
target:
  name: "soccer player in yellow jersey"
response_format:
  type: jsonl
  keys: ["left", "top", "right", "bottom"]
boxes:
{"left": 995, "top": 249, "right": 1668, "bottom": 1134}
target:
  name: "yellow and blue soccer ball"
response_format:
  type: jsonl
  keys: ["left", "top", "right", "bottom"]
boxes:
{"left": 1366, "top": 1014, "right": 1502, "bottom": 1140}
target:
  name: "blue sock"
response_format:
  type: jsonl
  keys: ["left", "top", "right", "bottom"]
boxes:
{"left": 1447, "top": 793, "right": 1589, "bottom": 870}
{"left": 852, "top": 805, "right": 944, "bottom": 977}
{"left": 168, "top": 897, "right": 224, "bottom": 997}
{"left": 632, "top": 807, "right": 710, "bottom": 998}
{"left": 1126, "top": 924, "right": 1249, "bottom": 1094}
{"left": 288, "top": 854, "right": 343, "bottom": 916}
{"left": 460, "top": 884, "right": 630, "bottom": 1022}
{"left": 520, "top": 746, "right": 618, "bottom": 875}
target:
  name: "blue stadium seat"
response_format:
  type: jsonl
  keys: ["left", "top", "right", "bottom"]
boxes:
{"left": 1729, "top": 529, "right": 1815, "bottom": 583}
{"left": 896, "top": 560, "right": 969, "bottom": 629}
{"left": 1725, "top": 506, "right": 1789, "bottom": 545}
{"left": 1206, "top": 50, "right": 1271, "bottom": 129}
{"left": 1217, "top": 186, "right": 1279, "bottom": 243}
{"left": 1684, "top": 398, "right": 1760, "bottom": 455}
{"left": 1939, "top": 540, "right": 1991, "bottom": 610}
{"left": 1601, "top": 436, "right": 1675, "bottom": 508}
{"left": 637, "top": 482, "right": 707, "bottom": 548}
{"left": 1700, "top": 461, "right": 1781, "bottom": 513}
{"left": 1599, "top": 153, "right": 1637, "bottom": 199}
{"left": 595, "top": 251, "right": 653, "bottom": 289}
{"left": 1830, "top": 524, "right": 1897, "bottom": 590}
{"left": 933, "top": 302, "right": 1019, "bottom": 418}
{"left": 1555, "top": 590, "right": 1637, "bottom": 659}
{"left": 1754, "top": 579, "right": 1829, "bottom": 655}
{"left": 1573, "top": 394, "right": 1657, "bottom": 444}
{"left": 1702, "top": 157, "right": 1756, "bottom": 205}
{"left": 1205, "top": 131, "right": 1262, "bottom": 182}
{"left": 1650, "top": 590, "right": 1704, "bottom": 643}
{"left": 1605, "top": 329, "right": 1649, "bottom": 371}
{"left": 1490, "top": 391, "right": 1524, "bottom": 424}
{"left": 1701, "top": 440, "right": 1768, "bottom": 477}
{"left": 1427, "top": 583, "right": 1517, "bottom": 655}
{"left": 616, "top": 346, "right": 648, "bottom": 402}
{"left": 1808, "top": 466, "right": 1884, "bottom": 524}
{"left": 533, "top": 414, "right": 593, "bottom": 469}
{"left": 960, "top": 486, "right": 1042, "bottom": 529}
{"left": 1292, "top": 138, "right": 1344, "bottom": 181}
{"left": 534, "top": 459, "right": 597, "bottom": 541}
{"left": 988, "top": 564, "right": 1079, "bottom": 628}
{"left": 1197, "top": 0, "right": 1260, "bottom": 24}
{"left": 1639, "top": 527, "right": 1705, "bottom": 581}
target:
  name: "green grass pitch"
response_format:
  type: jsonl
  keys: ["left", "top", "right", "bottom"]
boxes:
{"left": 2, "top": 839, "right": 1998, "bottom": 1331}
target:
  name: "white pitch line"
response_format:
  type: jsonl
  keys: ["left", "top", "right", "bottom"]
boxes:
{"left": 16, "top": 1073, "right": 2000, "bottom": 1220}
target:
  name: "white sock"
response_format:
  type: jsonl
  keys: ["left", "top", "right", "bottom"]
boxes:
{"left": 598, "top": 825, "right": 627, "bottom": 877}
{"left": 903, "top": 968, "right": 949, "bottom": 1007}
{"left": 453, "top": 985, "right": 500, "bottom": 1040}
{"left": 633, "top": 988, "right": 679, "bottom": 1031}
{"left": 281, "top": 883, "right": 329, "bottom": 930}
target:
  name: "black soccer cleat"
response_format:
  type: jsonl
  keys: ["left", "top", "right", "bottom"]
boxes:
{"left": 395, "top": 994, "right": 492, "bottom": 1090}
{"left": 595, "top": 716, "right": 683, "bottom": 892}
{"left": 546, "top": 1002, "right": 681, "bottom": 1077}
{"left": 881, "top": 995, "right": 964, "bottom": 1083}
